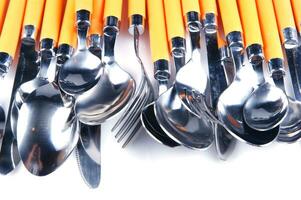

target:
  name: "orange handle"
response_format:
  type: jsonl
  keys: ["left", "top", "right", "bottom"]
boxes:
{"left": 128, "top": 0, "right": 145, "bottom": 18}
{"left": 218, "top": 0, "right": 242, "bottom": 36}
{"left": 238, "top": 0, "right": 263, "bottom": 47}
{"left": 147, "top": 0, "right": 169, "bottom": 62}
{"left": 273, "top": 0, "right": 296, "bottom": 43}
{"left": 0, "top": 0, "right": 9, "bottom": 34}
{"left": 291, "top": 0, "right": 301, "bottom": 33}
{"left": 164, "top": 0, "right": 185, "bottom": 46}
{"left": 181, "top": 0, "right": 200, "bottom": 18}
{"left": 256, "top": 0, "right": 283, "bottom": 60}
{"left": 104, "top": 0, "right": 123, "bottom": 20}
{"left": 217, "top": 22, "right": 226, "bottom": 49}
{"left": 90, "top": 0, "right": 105, "bottom": 35}
{"left": 23, "top": 0, "right": 46, "bottom": 39}
{"left": 40, "top": 0, "right": 65, "bottom": 45}
{"left": 199, "top": 0, "right": 217, "bottom": 19}
{"left": 59, "top": 0, "right": 76, "bottom": 47}
{"left": 75, "top": 0, "right": 93, "bottom": 12}
{"left": 0, "top": 0, "right": 26, "bottom": 57}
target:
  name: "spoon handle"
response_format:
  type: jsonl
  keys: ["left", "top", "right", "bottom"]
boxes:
{"left": 147, "top": 0, "right": 170, "bottom": 85}
{"left": 0, "top": 0, "right": 8, "bottom": 34}
{"left": 40, "top": 0, "right": 65, "bottom": 46}
{"left": 22, "top": 0, "right": 46, "bottom": 43}
{"left": 104, "top": 0, "right": 123, "bottom": 21}
{"left": 76, "top": 0, "right": 93, "bottom": 13}
{"left": 0, "top": 0, "right": 26, "bottom": 77}
{"left": 218, "top": 0, "right": 244, "bottom": 73}
{"left": 256, "top": 0, "right": 285, "bottom": 90}
{"left": 164, "top": 0, "right": 185, "bottom": 72}
{"left": 88, "top": 0, "right": 105, "bottom": 59}
{"left": 291, "top": 0, "right": 301, "bottom": 34}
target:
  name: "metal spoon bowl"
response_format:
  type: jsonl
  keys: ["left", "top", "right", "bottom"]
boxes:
{"left": 17, "top": 82, "right": 79, "bottom": 176}
{"left": 243, "top": 82, "right": 288, "bottom": 131}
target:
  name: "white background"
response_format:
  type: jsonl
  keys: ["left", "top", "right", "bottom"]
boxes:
{"left": 1, "top": 2, "right": 301, "bottom": 200}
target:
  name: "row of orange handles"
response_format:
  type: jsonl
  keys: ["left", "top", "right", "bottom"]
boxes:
{"left": 0, "top": 0, "right": 300, "bottom": 71}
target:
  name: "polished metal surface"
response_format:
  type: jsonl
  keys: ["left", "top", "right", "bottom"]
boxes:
{"left": 141, "top": 59, "right": 180, "bottom": 148}
{"left": 17, "top": 81, "right": 79, "bottom": 176}
{"left": 75, "top": 16, "right": 135, "bottom": 125}
{"left": 58, "top": 10, "right": 102, "bottom": 95}
{"left": 76, "top": 137, "right": 100, "bottom": 189}
{"left": 155, "top": 35, "right": 214, "bottom": 149}
{"left": 112, "top": 23, "right": 155, "bottom": 147}
{"left": 217, "top": 33, "right": 280, "bottom": 146}
{"left": 0, "top": 52, "right": 12, "bottom": 77}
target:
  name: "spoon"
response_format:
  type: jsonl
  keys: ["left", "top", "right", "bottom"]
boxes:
{"left": 199, "top": 0, "right": 236, "bottom": 159}
{"left": 16, "top": 0, "right": 80, "bottom": 176}
{"left": 58, "top": 0, "right": 101, "bottom": 95}
{"left": 238, "top": 0, "right": 288, "bottom": 131}
{"left": 74, "top": 0, "right": 135, "bottom": 125}
{"left": 141, "top": 0, "right": 180, "bottom": 148}
{"left": 154, "top": 0, "right": 213, "bottom": 149}
{"left": 0, "top": 0, "right": 26, "bottom": 77}
{"left": 271, "top": 0, "right": 301, "bottom": 142}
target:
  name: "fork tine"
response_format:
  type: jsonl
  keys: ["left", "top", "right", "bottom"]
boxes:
{"left": 111, "top": 79, "right": 147, "bottom": 131}
{"left": 122, "top": 121, "right": 142, "bottom": 148}
{"left": 115, "top": 92, "right": 149, "bottom": 139}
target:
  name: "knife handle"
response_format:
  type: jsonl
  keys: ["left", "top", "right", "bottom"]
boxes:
{"left": 90, "top": 0, "right": 104, "bottom": 35}
{"left": 273, "top": 0, "right": 298, "bottom": 46}
{"left": 291, "top": 0, "right": 301, "bottom": 34}
{"left": 256, "top": 0, "right": 283, "bottom": 60}
{"left": 237, "top": 0, "right": 263, "bottom": 47}
{"left": 40, "top": 0, "right": 65, "bottom": 45}
{"left": 104, "top": 0, "right": 123, "bottom": 21}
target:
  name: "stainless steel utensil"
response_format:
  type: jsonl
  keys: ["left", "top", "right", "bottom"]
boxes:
{"left": 58, "top": 0, "right": 101, "bottom": 95}
{"left": 141, "top": 0, "right": 180, "bottom": 148}
{"left": 75, "top": 0, "right": 135, "bottom": 125}
{"left": 154, "top": 0, "right": 213, "bottom": 150}
{"left": 111, "top": 0, "right": 154, "bottom": 148}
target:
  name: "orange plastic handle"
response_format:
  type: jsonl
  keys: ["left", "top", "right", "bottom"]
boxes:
{"left": 23, "top": 0, "right": 46, "bottom": 39}
{"left": 75, "top": 0, "right": 93, "bottom": 12}
{"left": 59, "top": 0, "right": 76, "bottom": 47}
{"left": 199, "top": 0, "right": 217, "bottom": 19}
{"left": 0, "top": 0, "right": 9, "bottom": 34}
{"left": 181, "top": 0, "right": 200, "bottom": 18}
{"left": 273, "top": 0, "right": 296, "bottom": 43}
{"left": 217, "top": 21, "right": 226, "bottom": 49}
{"left": 164, "top": 0, "right": 185, "bottom": 46}
{"left": 104, "top": 0, "right": 123, "bottom": 20}
{"left": 256, "top": 0, "right": 283, "bottom": 60}
{"left": 40, "top": 0, "right": 65, "bottom": 45}
{"left": 0, "top": 0, "right": 26, "bottom": 57}
{"left": 238, "top": 0, "right": 263, "bottom": 47}
{"left": 291, "top": 0, "right": 301, "bottom": 33}
{"left": 147, "top": 0, "right": 169, "bottom": 62}
{"left": 90, "top": 0, "right": 105, "bottom": 35}
{"left": 128, "top": 0, "right": 145, "bottom": 18}
{"left": 218, "top": 0, "right": 242, "bottom": 36}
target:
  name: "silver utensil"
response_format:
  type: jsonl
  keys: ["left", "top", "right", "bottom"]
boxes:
{"left": 58, "top": 0, "right": 101, "bottom": 95}
{"left": 75, "top": 0, "right": 135, "bottom": 125}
